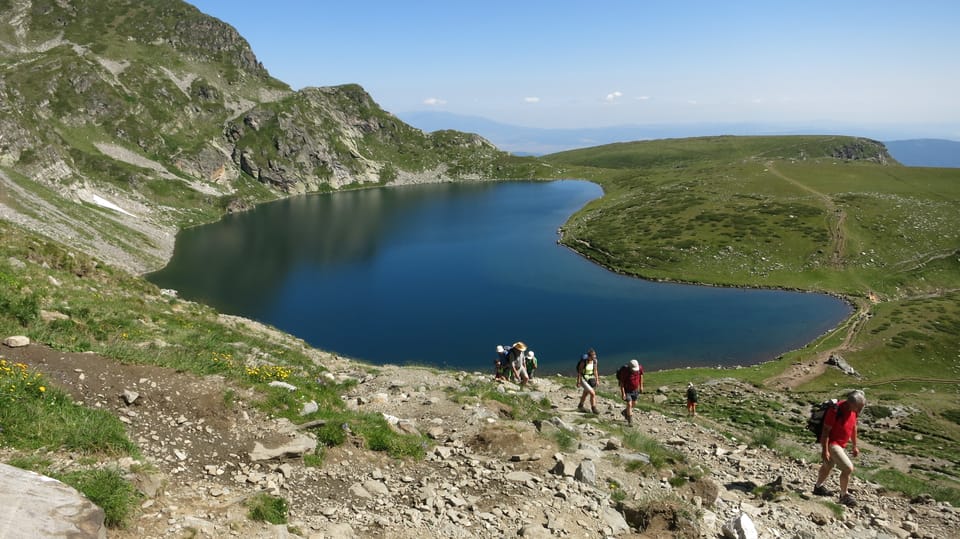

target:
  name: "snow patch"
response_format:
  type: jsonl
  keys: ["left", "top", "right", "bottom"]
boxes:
{"left": 91, "top": 194, "right": 134, "bottom": 217}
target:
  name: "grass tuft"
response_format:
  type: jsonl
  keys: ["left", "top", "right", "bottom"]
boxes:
{"left": 246, "top": 493, "right": 288, "bottom": 525}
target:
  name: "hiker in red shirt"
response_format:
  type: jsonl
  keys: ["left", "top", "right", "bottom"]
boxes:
{"left": 813, "top": 389, "right": 866, "bottom": 507}
{"left": 617, "top": 359, "right": 643, "bottom": 425}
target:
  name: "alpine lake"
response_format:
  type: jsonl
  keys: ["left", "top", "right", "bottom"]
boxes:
{"left": 147, "top": 180, "right": 852, "bottom": 375}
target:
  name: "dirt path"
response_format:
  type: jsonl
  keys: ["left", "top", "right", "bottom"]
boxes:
{"left": 765, "top": 161, "right": 847, "bottom": 268}
{"left": 764, "top": 295, "right": 872, "bottom": 391}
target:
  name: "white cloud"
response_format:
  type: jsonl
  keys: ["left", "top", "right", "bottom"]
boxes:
{"left": 423, "top": 97, "right": 447, "bottom": 106}
{"left": 524, "top": 96, "right": 540, "bottom": 103}
{"left": 635, "top": 95, "right": 651, "bottom": 101}
{"left": 605, "top": 91, "right": 623, "bottom": 102}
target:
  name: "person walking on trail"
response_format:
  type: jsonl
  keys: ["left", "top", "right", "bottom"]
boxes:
{"left": 494, "top": 345, "right": 509, "bottom": 381}
{"left": 618, "top": 359, "right": 643, "bottom": 425}
{"left": 525, "top": 350, "right": 537, "bottom": 379}
{"left": 509, "top": 341, "right": 530, "bottom": 388}
{"left": 686, "top": 383, "right": 698, "bottom": 416}
{"left": 813, "top": 389, "right": 866, "bottom": 507}
{"left": 576, "top": 348, "right": 600, "bottom": 414}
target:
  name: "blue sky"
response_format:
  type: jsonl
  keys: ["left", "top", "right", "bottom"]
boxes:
{"left": 188, "top": 1, "right": 959, "bottom": 134}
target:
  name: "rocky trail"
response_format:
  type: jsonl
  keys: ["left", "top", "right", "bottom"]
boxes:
{"left": 2, "top": 340, "right": 958, "bottom": 539}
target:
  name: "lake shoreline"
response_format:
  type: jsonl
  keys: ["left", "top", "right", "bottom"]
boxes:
{"left": 150, "top": 179, "right": 854, "bottom": 376}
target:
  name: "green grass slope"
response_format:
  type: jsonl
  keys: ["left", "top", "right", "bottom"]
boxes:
{"left": 543, "top": 135, "right": 960, "bottom": 493}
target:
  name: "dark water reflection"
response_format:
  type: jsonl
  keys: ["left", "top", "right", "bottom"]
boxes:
{"left": 148, "top": 180, "right": 852, "bottom": 374}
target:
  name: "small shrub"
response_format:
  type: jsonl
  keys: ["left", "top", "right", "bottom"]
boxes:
{"left": 552, "top": 428, "right": 577, "bottom": 452}
{"left": 0, "top": 290, "right": 39, "bottom": 326}
{"left": 5, "top": 455, "right": 54, "bottom": 472}
{"left": 58, "top": 468, "right": 139, "bottom": 528}
{"left": 222, "top": 389, "right": 236, "bottom": 409}
{"left": 303, "top": 449, "right": 324, "bottom": 468}
{"left": 247, "top": 493, "right": 288, "bottom": 525}
{"left": 941, "top": 409, "right": 960, "bottom": 426}
{"left": 314, "top": 421, "right": 349, "bottom": 447}
{"left": 750, "top": 428, "right": 779, "bottom": 449}
{"left": 621, "top": 430, "right": 684, "bottom": 469}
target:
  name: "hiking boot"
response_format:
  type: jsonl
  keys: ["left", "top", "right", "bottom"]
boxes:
{"left": 591, "top": 407, "right": 599, "bottom": 414}
{"left": 627, "top": 413, "right": 633, "bottom": 425}
{"left": 839, "top": 494, "right": 857, "bottom": 507}
{"left": 812, "top": 484, "right": 832, "bottom": 497}
{"left": 577, "top": 405, "right": 587, "bottom": 413}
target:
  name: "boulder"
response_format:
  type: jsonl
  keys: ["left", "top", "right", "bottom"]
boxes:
{"left": 574, "top": 459, "right": 596, "bottom": 485}
{"left": 722, "top": 512, "right": 758, "bottom": 539}
{"left": 827, "top": 353, "right": 859, "bottom": 376}
{"left": 3, "top": 335, "right": 30, "bottom": 348}
{"left": 248, "top": 433, "right": 317, "bottom": 461}
{"left": 0, "top": 463, "right": 106, "bottom": 538}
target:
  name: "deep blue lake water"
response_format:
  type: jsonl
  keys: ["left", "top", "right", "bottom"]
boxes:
{"left": 147, "top": 180, "right": 852, "bottom": 374}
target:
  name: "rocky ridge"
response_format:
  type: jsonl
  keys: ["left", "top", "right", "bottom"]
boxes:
{"left": 3, "top": 333, "right": 957, "bottom": 539}
{"left": 0, "top": 0, "right": 517, "bottom": 274}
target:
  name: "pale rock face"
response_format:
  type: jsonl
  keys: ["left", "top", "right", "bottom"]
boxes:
{"left": 0, "top": 463, "right": 106, "bottom": 539}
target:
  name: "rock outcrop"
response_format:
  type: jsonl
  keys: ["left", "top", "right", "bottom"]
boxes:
{"left": 0, "top": 463, "right": 106, "bottom": 539}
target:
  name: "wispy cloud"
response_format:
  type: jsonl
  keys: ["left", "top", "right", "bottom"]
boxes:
{"left": 423, "top": 97, "right": 447, "bottom": 106}
{"left": 524, "top": 96, "right": 540, "bottom": 103}
{"left": 605, "top": 91, "right": 623, "bottom": 102}
{"left": 635, "top": 96, "right": 651, "bottom": 101}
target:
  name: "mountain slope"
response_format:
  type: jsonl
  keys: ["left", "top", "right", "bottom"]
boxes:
{"left": 0, "top": 0, "right": 529, "bottom": 273}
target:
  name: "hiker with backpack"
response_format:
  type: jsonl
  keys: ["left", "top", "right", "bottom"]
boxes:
{"left": 494, "top": 345, "right": 510, "bottom": 381}
{"left": 617, "top": 359, "right": 643, "bottom": 425}
{"left": 576, "top": 348, "right": 600, "bottom": 414}
{"left": 812, "top": 389, "right": 866, "bottom": 507}
{"left": 686, "top": 382, "right": 698, "bottom": 416}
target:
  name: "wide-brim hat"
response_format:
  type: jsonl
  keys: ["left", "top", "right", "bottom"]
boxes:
{"left": 512, "top": 341, "right": 527, "bottom": 351}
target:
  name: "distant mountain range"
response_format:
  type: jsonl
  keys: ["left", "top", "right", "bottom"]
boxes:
{"left": 399, "top": 111, "right": 960, "bottom": 165}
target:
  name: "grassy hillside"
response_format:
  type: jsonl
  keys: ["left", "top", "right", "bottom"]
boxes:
{"left": 1, "top": 0, "right": 957, "bottom": 518}
{"left": 542, "top": 135, "right": 960, "bottom": 479}
{"left": 543, "top": 136, "right": 952, "bottom": 291}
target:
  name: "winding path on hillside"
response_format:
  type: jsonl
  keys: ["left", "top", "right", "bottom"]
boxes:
{"left": 760, "top": 161, "right": 867, "bottom": 390}
{"left": 764, "top": 161, "right": 847, "bottom": 269}
{"left": 764, "top": 295, "right": 872, "bottom": 391}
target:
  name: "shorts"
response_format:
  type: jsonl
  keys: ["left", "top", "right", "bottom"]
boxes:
{"left": 824, "top": 444, "right": 854, "bottom": 474}
{"left": 580, "top": 379, "right": 596, "bottom": 394}
{"left": 624, "top": 390, "right": 639, "bottom": 402}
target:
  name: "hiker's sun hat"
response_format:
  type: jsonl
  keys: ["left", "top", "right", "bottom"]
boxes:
{"left": 513, "top": 341, "right": 527, "bottom": 351}
{"left": 630, "top": 359, "right": 640, "bottom": 371}
{"left": 527, "top": 350, "right": 535, "bottom": 358}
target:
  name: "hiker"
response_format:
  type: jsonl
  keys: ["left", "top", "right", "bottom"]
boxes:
{"left": 576, "top": 348, "right": 600, "bottom": 414}
{"left": 494, "top": 345, "right": 509, "bottom": 381}
{"left": 686, "top": 382, "right": 698, "bottom": 416}
{"left": 525, "top": 350, "right": 537, "bottom": 379}
{"left": 617, "top": 359, "right": 643, "bottom": 425}
{"left": 813, "top": 389, "right": 866, "bottom": 507}
{"left": 509, "top": 341, "right": 530, "bottom": 387}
